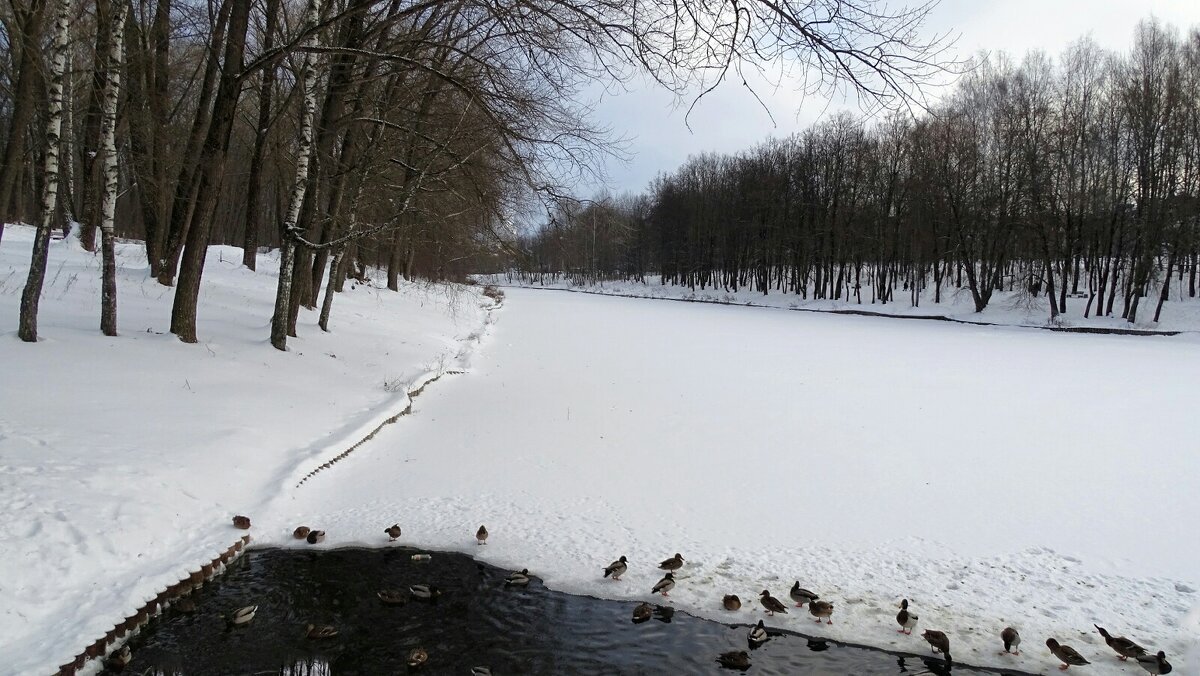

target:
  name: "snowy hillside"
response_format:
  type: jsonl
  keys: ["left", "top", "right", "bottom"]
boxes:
{"left": 0, "top": 224, "right": 492, "bottom": 674}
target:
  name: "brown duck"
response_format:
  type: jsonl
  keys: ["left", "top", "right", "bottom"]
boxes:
{"left": 716, "top": 650, "right": 751, "bottom": 671}
{"left": 305, "top": 624, "right": 338, "bottom": 639}
{"left": 1047, "top": 638, "right": 1090, "bottom": 670}
{"left": 659, "top": 553, "right": 685, "bottom": 571}
{"left": 385, "top": 524, "right": 402, "bottom": 541}
{"left": 759, "top": 590, "right": 788, "bottom": 616}
{"left": 632, "top": 602, "right": 653, "bottom": 623}
{"left": 293, "top": 526, "right": 310, "bottom": 540}
{"left": 476, "top": 525, "right": 489, "bottom": 544}
{"left": 1001, "top": 626, "right": 1021, "bottom": 655}
{"left": 1095, "top": 624, "right": 1146, "bottom": 660}
{"left": 922, "top": 630, "right": 951, "bottom": 661}
{"left": 809, "top": 599, "right": 834, "bottom": 624}
{"left": 232, "top": 515, "right": 251, "bottom": 529}
{"left": 723, "top": 594, "right": 741, "bottom": 611}
{"left": 407, "top": 647, "right": 428, "bottom": 669}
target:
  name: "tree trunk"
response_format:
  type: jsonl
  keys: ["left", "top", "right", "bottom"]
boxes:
{"left": 270, "top": 0, "right": 322, "bottom": 350}
{"left": 98, "top": 0, "right": 127, "bottom": 336}
{"left": 78, "top": 0, "right": 113, "bottom": 252}
{"left": 17, "top": 0, "right": 71, "bottom": 342}
{"left": 0, "top": 0, "right": 47, "bottom": 227}
{"left": 240, "top": 0, "right": 280, "bottom": 270}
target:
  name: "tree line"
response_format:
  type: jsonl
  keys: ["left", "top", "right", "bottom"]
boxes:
{"left": 1, "top": 0, "right": 954, "bottom": 348}
{"left": 512, "top": 20, "right": 1200, "bottom": 324}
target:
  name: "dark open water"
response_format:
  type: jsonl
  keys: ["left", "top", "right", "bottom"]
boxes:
{"left": 119, "top": 548, "right": 1034, "bottom": 675}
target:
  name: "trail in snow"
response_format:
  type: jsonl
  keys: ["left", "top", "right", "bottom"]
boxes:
{"left": 264, "top": 287, "right": 1199, "bottom": 676}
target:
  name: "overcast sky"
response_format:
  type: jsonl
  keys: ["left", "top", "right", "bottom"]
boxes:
{"left": 583, "top": 0, "right": 1200, "bottom": 196}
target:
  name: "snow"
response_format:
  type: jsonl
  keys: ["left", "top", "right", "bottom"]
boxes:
{"left": 278, "top": 288, "right": 1198, "bottom": 676}
{"left": 0, "top": 224, "right": 491, "bottom": 675}
{"left": 3, "top": 221, "right": 1197, "bottom": 675}
{"left": 476, "top": 274, "right": 1200, "bottom": 334}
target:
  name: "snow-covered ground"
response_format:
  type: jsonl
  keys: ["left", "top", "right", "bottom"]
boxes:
{"left": 278, "top": 287, "right": 1198, "bottom": 675}
{"left": 477, "top": 274, "right": 1200, "bottom": 334}
{"left": 0, "top": 224, "right": 492, "bottom": 675}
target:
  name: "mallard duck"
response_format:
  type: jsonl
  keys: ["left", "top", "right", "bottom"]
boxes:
{"left": 476, "top": 525, "right": 488, "bottom": 544}
{"left": 716, "top": 650, "right": 751, "bottom": 671}
{"left": 385, "top": 524, "right": 402, "bottom": 541}
{"left": 1136, "top": 650, "right": 1172, "bottom": 675}
{"left": 923, "top": 630, "right": 951, "bottom": 661}
{"left": 174, "top": 597, "right": 196, "bottom": 614}
{"left": 409, "top": 584, "right": 441, "bottom": 600}
{"left": 305, "top": 624, "right": 338, "bottom": 639}
{"left": 603, "top": 555, "right": 628, "bottom": 580}
{"left": 896, "top": 598, "right": 918, "bottom": 634}
{"left": 759, "top": 590, "right": 787, "bottom": 616}
{"left": 306, "top": 529, "right": 325, "bottom": 544}
{"left": 227, "top": 605, "right": 257, "bottom": 626}
{"left": 407, "top": 647, "right": 428, "bottom": 669}
{"left": 106, "top": 645, "right": 131, "bottom": 670}
{"left": 658, "top": 553, "right": 684, "bottom": 571}
{"left": 232, "top": 515, "right": 251, "bottom": 529}
{"left": 471, "top": 668, "right": 493, "bottom": 676}
{"left": 1047, "top": 638, "right": 1090, "bottom": 669}
{"left": 723, "top": 594, "right": 741, "bottom": 611}
{"left": 748, "top": 619, "right": 769, "bottom": 648}
{"left": 651, "top": 572, "right": 675, "bottom": 596}
{"left": 505, "top": 569, "right": 531, "bottom": 587}
{"left": 789, "top": 581, "right": 819, "bottom": 607}
{"left": 809, "top": 599, "right": 834, "bottom": 623}
{"left": 377, "top": 589, "right": 407, "bottom": 605}
{"left": 1095, "top": 624, "right": 1147, "bottom": 660}
{"left": 293, "top": 526, "right": 311, "bottom": 539}
{"left": 1001, "top": 626, "right": 1021, "bottom": 655}
{"left": 632, "top": 601, "right": 653, "bottom": 623}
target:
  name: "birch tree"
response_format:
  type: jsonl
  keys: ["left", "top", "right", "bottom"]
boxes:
{"left": 98, "top": 0, "right": 128, "bottom": 336}
{"left": 16, "top": 0, "right": 72, "bottom": 342}
{"left": 269, "top": 0, "right": 322, "bottom": 351}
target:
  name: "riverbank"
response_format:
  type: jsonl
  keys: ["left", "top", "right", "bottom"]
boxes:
{"left": 0, "top": 225, "right": 494, "bottom": 675}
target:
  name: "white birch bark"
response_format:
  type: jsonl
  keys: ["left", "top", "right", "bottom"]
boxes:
{"left": 18, "top": 0, "right": 74, "bottom": 342}
{"left": 270, "top": 0, "right": 323, "bottom": 350}
{"left": 99, "top": 0, "right": 128, "bottom": 336}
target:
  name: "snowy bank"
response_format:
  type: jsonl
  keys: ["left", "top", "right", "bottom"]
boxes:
{"left": 477, "top": 274, "right": 1200, "bottom": 335}
{"left": 0, "top": 224, "right": 492, "bottom": 675}
{"left": 281, "top": 288, "right": 1198, "bottom": 676}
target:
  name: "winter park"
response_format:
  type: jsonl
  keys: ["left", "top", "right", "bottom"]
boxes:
{"left": 2, "top": 0, "right": 1200, "bottom": 674}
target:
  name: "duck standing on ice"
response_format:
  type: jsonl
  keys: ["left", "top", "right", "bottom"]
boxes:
{"left": 1047, "top": 638, "right": 1090, "bottom": 670}
{"left": 896, "top": 599, "right": 918, "bottom": 634}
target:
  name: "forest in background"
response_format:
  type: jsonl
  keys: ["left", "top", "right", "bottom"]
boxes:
{"left": 513, "top": 20, "right": 1200, "bottom": 325}
{"left": 1, "top": 0, "right": 956, "bottom": 348}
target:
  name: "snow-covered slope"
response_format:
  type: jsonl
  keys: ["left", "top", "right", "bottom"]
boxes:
{"left": 0, "top": 224, "right": 491, "bottom": 675}
{"left": 281, "top": 288, "right": 1199, "bottom": 676}
{"left": 478, "top": 274, "right": 1200, "bottom": 334}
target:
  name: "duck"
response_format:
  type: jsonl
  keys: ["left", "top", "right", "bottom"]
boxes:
{"left": 293, "top": 526, "right": 311, "bottom": 540}
{"left": 748, "top": 619, "right": 769, "bottom": 648}
{"left": 658, "top": 553, "right": 685, "bottom": 571}
{"left": 716, "top": 650, "right": 751, "bottom": 671}
{"left": 106, "top": 645, "right": 131, "bottom": 670}
{"left": 377, "top": 589, "right": 407, "bottom": 606}
{"left": 1047, "top": 638, "right": 1090, "bottom": 670}
{"left": 759, "top": 590, "right": 788, "bottom": 616}
{"left": 407, "top": 647, "right": 428, "bottom": 669}
{"left": 173, "top": 597, "right": 196, "bottom": 614}
{"left": 896, "top": 598, "right": 918, "bottom": 634}
{"left": 409, "top": 584, "right": 441, "bottom": 600}
{"left": 922, "top": 630, "right": 951, "bottom": 661}
{"left": 723, "top": 594, "right": 741, "bottom": 611}
{"left": 790, "top": 581, "right": 819, "bottom": 607}
{"left": 603, "top": 555, "right": 628, "bottom": 581}
{"left": 306, "top": 529, "right": 325, "bottom": 544}
{"left": 651, "top": 572, "right": 675, "bottom": 596}
{"left": 476, "top": 525, "right": 489, "bottom": 544}
{"left": 232, "top": 515, "right": 251, "bottom": 529}
{"left": 227, "top": 605, "right": 258, "bottom": 626}
{"left": 304, "top": 624, "right": 338, "bottom": 639}
{"left": 1001, "top": 626, "right": 1021, "bottom": 655}
{"left": 632, "top": 602, "right": 653, "bottom": 623}
{"left": 385, "top": 524, "right": 402, "bottom": 541}
{"left": 809, "top": 599, "right": 835, "bottom": 624}
{"left": 1095, "top": 624, "right": 1147, "bottom": 660}
{"left": 505, "top": 569, "right": 531, "bottom": 587}
{"left": 1135, "top": 651, "right": 1172, "bottom": 675}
